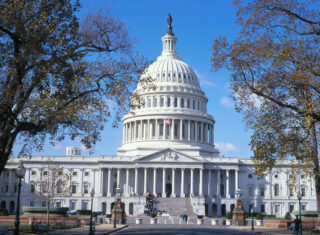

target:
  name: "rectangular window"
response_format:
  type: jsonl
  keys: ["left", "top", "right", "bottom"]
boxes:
{"left": 167, "top": 97, "right": 170, "bottom": 107}
{"left": 73, "top": 171, "right": 78, "bottom": 176}
{"left": 43, "top": 171, "right": 48, "bottom": 176}
{"left": 260, "top": 187, "right": 265, "bottom": 197}
{"left": 148, "top": 98, "right": 151, "bottom": 108}
{"left": 275, "top": 205, "right": 280, "bottom": 213}
{"left": 31, "top": 171, "right": 36, "bottom": 175}
{"left": 248, "top": 187, "right": 253, "bottom": 196}
{"left": 174, "top": 98, "right": 177, "bottom": 107}
{"left": 193, "top": 100, "right": 195, "bottom": 109}
{"left": 301, "top": 187, "right": 306, "bottom": 196}
{"left": 84, "top": 172, "right": 89, "bottom": 176}
{"left": 160, "top": 97, "right": 164, "bottom": 107}
{"left": 301, "top": 205, "right": 306, "bottom": 210}
{"left": 83, "top": 201, "right": 88, "bottom": 210}
{"left": 187, "top": 99, "right": 190, "bottom": 108}
{"left": 30, "top": 184, "right": 35, "bottom": 193}
{"left": 290, "top": 187, "right": 294, "bottom": 196}
{"left": 56, "top": 202, "right": 62, "bottom": 208}
{"left": 84, "top": 185, "right": 89, "bottom": 194}
{"left": 30, "top": 201, "right": 35, "bottom": 207}
{"left": 153, "top": 97, "right": 157, "bottom": 107}
{"left": 260, "top": 205, "right": 265, "bottom": 213}
{"left": 290, "top": 204, "right": 294, "bottom": 213}
{"left": 181, "top": 98, "right": 184, "bottom": 108}
{"left": 71, "top": 201, "right": 76, "bottom": 211}
{"left": 72, "top": 185, "right": 77, "bottom": 194}
{"left": 248, "top": 174, "right": 253, "bottom": 178}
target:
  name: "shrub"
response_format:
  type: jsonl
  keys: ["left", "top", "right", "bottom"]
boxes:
{"left": 151, "top": 211, "right": 157, "bottom": 218}
{"left": 284, "top": 212, "right": 292, "bottom": 220}
{"left": 106, "top": 214, "right": 112, "bottom": 218}
{"left": 256, "top": 213, "right": 264, "bottom": 220}
{"left": 77, "top": 210, "right": 91, "bottom": 215}
{"left": 197, "top": 215, "right": 204, "bottom": 219}
{"left": 226, "top": 212, "right": 233, "bottom": 219}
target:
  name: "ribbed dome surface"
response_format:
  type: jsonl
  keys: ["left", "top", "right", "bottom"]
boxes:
{"left": 142, "top": 57, "right": 200, "bottom": 88}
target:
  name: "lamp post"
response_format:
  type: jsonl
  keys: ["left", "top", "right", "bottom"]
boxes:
{"left": 113, "top": 187, "right": 122, "bottom": 229}
{"left": 13, "top": 162, "right": 26, "bottom": 235}
{"left": 251, "top": 207, "right": 254, "bottom": 231}
{"left": 297, "top": 192, "right": 302, "bottom": 235}
{"left": 88, "top": 187, "right": 95, "bottom": 235}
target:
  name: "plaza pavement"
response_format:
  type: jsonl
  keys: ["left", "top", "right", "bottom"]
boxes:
{"left": 44, "top": 223, "right": 314, "bottom": 235}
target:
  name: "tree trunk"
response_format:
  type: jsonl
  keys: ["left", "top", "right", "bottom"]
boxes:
{"left": 0, "top": 132, "right": 16, "bottom": 174}
{"left": 311, "top": 124, "right": 320, "bottom": 225}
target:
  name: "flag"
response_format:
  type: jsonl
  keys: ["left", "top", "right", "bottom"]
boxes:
{"left": 164, "top": 119, "right": 171, "bottom": 125}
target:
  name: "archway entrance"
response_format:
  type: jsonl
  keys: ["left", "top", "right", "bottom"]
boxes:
{"left": 166, "top": 183, "right": 172, "bottom": 197}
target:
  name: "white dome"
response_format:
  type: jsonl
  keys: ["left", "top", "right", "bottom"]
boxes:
{"left": 118, "top": 17, "right": 219, "bottom": 158}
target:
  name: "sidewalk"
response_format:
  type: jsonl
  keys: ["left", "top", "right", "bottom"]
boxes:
{"left": 48, "top": 224, "right": 128, "bottom": 235}
{"left": 231, "top": 226, "right": 313, "bottom": 235}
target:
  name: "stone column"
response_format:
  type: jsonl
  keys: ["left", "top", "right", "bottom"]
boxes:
{"left": 171, "top": 119, "right": 175, "bottom": 139}
{"left": 211, "top": 125, "right": 214, "bottom": 144}
{"left": 135, "top": 168, "right": 138, "bottom": 195}
{"left": 226, "top": 169, "right": 230, "bottom": 198}
{"left": 99, "top": 169, "right": 103, "bottom": 196}
{"left": 155, "top": 119, "right": 158, "bottom": 139}
{"left": 153, "top": 168, "right": 157, "bottom": 195}
{"left": 235, "top": 169, "right": 239, "bottom": 190}
{"left": 126, "top": 168, "right": 129, "bottom": 196}
{"left": 7, "top": 169, "right": 12, "bottom": 195}
{"left": 195, "top": 121, "right": 198, "bottom": 141}
{"left": 164, "top": 119, "right": 167, "bottom": 139}
{"left": 162, "top": 168, "right": 166, "bottom": 197}
{"left": 80, "top": 168, "right": 84, "bottom": 196}
{"left": 133, "top": 121, "right": 136, "bottom": 140}
{"left": 200, "top": 122, "right": 203, "bottom": 142}
{"left": 188, "top": 120, "right": 191, "bottom": 141}
{"left": 172, "top": 168, "right": 176, "bottom": 197}
{"left": 180, "top": 119, "right": 183, "bottom": 140}
{"left": 181, "top": 168, "right": 185, "bottom": 197}
{"left": 140, "top": 120, "right": 143, "bottom": 140}
{"left": 190, "top": 168, "right": 194, "bottom": 196}
{"left": 217, "top": 169, "right": 221, "bottom": 198}
{"left": 107, "top": 168, "right": 111, "bottom": 197}
{"left": 117, "top": 168, "right": 120, "bottom": 187}
{"left": 208, "top": 169, "right": 212, "bottom": 197}
{"left": 144, "top": 168, "right": 147, "bottom": 195}
{"left": 199, "top": 168, "right": 203, "bottom": 196}
{"left": 147, "top": 119, "right": 150, "bottom": 139}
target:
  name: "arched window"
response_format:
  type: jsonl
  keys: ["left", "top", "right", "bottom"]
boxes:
{"left": 274, "top": 184, "right": 279, "bottom": 196}
{"left": 181, "top": 98, "right": 184, "bottom": 108}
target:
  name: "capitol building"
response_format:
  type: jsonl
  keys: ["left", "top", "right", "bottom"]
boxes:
{"left": 1, "top": 17, "right": 316, "bottom": 218}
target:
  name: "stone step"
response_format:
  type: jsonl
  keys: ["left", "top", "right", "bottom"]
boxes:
{"left": 151, "top": 197, "right": 195, "bottom": 217}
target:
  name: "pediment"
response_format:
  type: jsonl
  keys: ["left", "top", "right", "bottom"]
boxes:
{"left": 135, "top": 149, "right": 201, "bottom": 162}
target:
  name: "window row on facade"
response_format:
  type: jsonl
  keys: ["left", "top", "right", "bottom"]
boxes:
{"left": 137, "top": 95, "right": 206, "bottom": 112}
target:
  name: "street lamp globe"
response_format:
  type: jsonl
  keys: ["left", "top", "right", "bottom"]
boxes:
{"left": 90, "top": 187, "right": 95, "bottom": 197}
{"left": 16, "top": 163, "right": 26, "bottom": 177}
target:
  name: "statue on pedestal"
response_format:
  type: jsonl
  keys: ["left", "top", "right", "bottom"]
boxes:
{"left": 111, "top": 187, "right": 126, "bottom": 224}
{"left": 232, "top": 189, "right": 246, "bottom": 226}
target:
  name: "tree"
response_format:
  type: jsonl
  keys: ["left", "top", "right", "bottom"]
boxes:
{"left": 211, "top": 0, "right": 320, "bottom": 220}
{"left": 31, "top": 162, "right": 70, "bottom": 231}
{"left": 0, "top": 0, "right": 149, "bottom": 174}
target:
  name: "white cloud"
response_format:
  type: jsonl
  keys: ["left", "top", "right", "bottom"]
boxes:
{"left": 219, "top": 96, "right": 234, "bottom": 108}
{"left": 194, "top": 70, "right": 218, "bottom": 88}
{"left": 215, "top": 142, "right": 238, "bottom": 155}
{"left": 51, "top": 142, "right": 65, "bottom": 151}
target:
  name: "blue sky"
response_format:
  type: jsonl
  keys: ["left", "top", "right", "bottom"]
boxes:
{"left": 14, "top": 0, "right": 253, "bottom": 158}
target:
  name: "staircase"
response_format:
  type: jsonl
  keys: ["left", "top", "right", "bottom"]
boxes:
{"left": 153, "top": 197, "right": 195, "bottom": 216}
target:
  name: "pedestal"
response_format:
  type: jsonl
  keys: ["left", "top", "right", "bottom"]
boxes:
{"left": 232, "top": 199, "right": 246, "bottom": 226}
{"left": 111, "top": 199, "right": 125, "bottom": 224}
